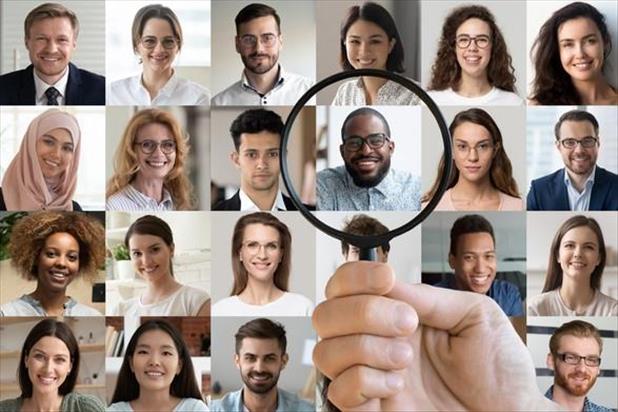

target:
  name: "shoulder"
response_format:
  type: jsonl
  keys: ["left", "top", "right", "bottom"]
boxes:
{"left": 106, "top": 401, "right": 131, "bottom": 411}
{"left": 492, "top": 88, "right": 524, "bottom": 105}
{"left": 178, "top": 285, "right": 210, "bottom": 309}
{"left": 317, "top": 166, "right": 345, "bottom": 181}
{"left": 499, "top": 192, "right": 524, "bottom": 210}
{"left": 527, "top": 291, "right": 555, "bottom": 315}
{"left": 0, "top": 397, "right": 22, "bottom": 411}
{"left": 282, "top": 292, "right": 314, "bottom": 313}
{"left": 0, "top": 67, "right": 29, "bottom": 82}
{"left": 106, "top": 186, "right": 137, "bottom": 210}
{"left": 70, "top": 63, "right": 105, "bottom": 85}
{"left": 176, "top": 78, "right": 211, "bottom": 104}
{"left": 212, "top": 81, "right": 243, "bottom": 105}
{"left": 111, "top": 76, "right": 134, "bottom": 89}
{"left": 211, "top": 390, "right": 241, "bottom": 411}
{"left": 71, "top": 302, "right": 102, "bottom": 316}
{"left": 0, "top": 298, "right": 37, "bottom": 316}
{"left": 284, "top": 71, "right": 313, "bottom": 87}
{"left": 595, "top": 166, "right": 618, "bottom": 181}
{"left": 279, "top": 389, "right": 314, "bottom": 411}
{"left": 595, "top": 292, "right": 618, "bottom": 315}
{"left": 65, "top": 392, "right": 105, "bottom": 411}
{"left": 177, "top": 398, "right": 209, "bottom": 411}
{"left": 492, "top": 279, "right": 520, "bottom": 295}
{"left": 531, "top": 170, "right": 562, "bottom": 186}
{"left": 212, "top": 296, "right": 240, "bottom": 315}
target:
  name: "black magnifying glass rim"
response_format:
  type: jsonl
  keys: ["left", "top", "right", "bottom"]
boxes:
{"left": 281, "top": 68, "right": 452, "bottom": 250}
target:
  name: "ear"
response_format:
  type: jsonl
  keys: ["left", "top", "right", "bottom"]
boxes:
{"left": 235, "top": 36, "right": 241, "bottom": 54}
{"left": 388, "top": 37, "right": 396, "bottom": 54}
{"left": 388, "top": 140, "right": 395, "bottom": 154}
{"left": 170, "top": 243, "right": 175, "bottom": 257}
{"left": 448, "top": 253, "right": 456, "bottom": 270}
{"left": 546, "top": 353, "right": 555, "bottom": 371}
{"left": 278, "top": 33, "right": 283, "bottom": 50}
{"left": 176, "top": 358, "right": 183, "bottom": 375}
{"left": 281, "top": 353, "right": 289, "bottom": 369}
{"left": 231, "top": 151, "right": 240, "bottom": 169}
{"left": 234, "top": 354, "right": 241, "bottom": 370}
{"left": 339, "top": 144, "right": 345, "bottom": 158}
{"left": 129, "top": 356, "right": 134, "bottom": 373}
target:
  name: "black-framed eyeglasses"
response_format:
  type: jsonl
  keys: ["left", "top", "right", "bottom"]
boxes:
{"left": 556, "top": 352, "right": 601, "bottom": 367}
{"left": 455, "top": 35, "right": 491, "bottom": 49}
{"left": 558, "top": 137, "right": 598, "bottom": 149}
{"left": 239, "top": 33, "right": 278, "bottom": 48}
{"left": 140, "top": 36, "right": 178, "bottom": 50}
{"left": 134, "top": 139, "right": 176, "bottom": 154}
{"left": 342, "top": 133, "right": 390, "bottom": 152}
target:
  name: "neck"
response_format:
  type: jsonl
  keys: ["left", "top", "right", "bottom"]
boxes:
{"left": 559, "top": 280, "right": 595, "bottom": 313}
{"left": 572, "top": 76, "right": 613, "bottom": 105}
{"left": 361, "top": 76, "right": 388, "bottom": 105}
{"left": 133, "top": 389, "right": 178, "bottom": 411}
{"left": 144, "top": 273, "right": 180, "bottom": 301}
{"left": 30, "top": 284, "right": 67, "bottom": 316}
{"left": 240, "top": 278, "right": 281, "bottom": 305}
{"left": 35, "top": 66, "right": 66, "bottom": 86}
{"left": 244, "top": 65, "right": 279, "bottom": 94}
{"left": 452, "top": 177, "right": 495, "bottom": 199}
{"left": 457, "top": 74, "right": 492, "bottom": 97}
{"left": 132, "top": 176, "right": 165, "bottom": 202}
{"left": 242, "top": 386, "right": 278, "bottom": 412}
{"left": 242, "top": 183, "right": 278, "bottom": 210}
{"left": 565, "top": 168, "right": 592, "bottom": 193}
{"left": 551, "top": 384, "right": 586, "bottom": 412}
{"left": 24, "top": 391, "right": 63, "bottom": 412}
{"left": 141, "top": 68, "right": 173, "bottom": 100}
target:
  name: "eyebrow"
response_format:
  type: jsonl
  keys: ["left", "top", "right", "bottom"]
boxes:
{"left": 32, "top": 348, "right": 69, "bottom": 358}
{"left": 347, "top": 34, "right": 386, "bottom": 39}
{"left": 453, "top": 138, "right": 492, "bottom": 144}
{"left": 136, "top": 343, "right": 176, "bottom": 350}
{"left": 130, "top": 242, "right": 163, "bottom": 251}
{"left": 559, "top": 33, "right": 598, "bottom": 42}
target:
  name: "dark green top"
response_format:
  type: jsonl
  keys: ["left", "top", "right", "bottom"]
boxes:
{"left": 0, "top": 392, "right": 104, "bottom": 412}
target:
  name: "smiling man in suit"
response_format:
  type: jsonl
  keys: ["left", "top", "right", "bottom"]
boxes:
{"left": 527, "top": 110, "right": 618, "bottom": 211}
{"left": 0, "top": 2, "right": 105, "bottom": 105}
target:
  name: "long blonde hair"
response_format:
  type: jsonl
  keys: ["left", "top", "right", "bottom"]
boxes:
{"left": 106, "top": 108, "right": 194, "bottom": 210}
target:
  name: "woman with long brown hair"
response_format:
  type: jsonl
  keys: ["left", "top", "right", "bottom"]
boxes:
{"left": 427, "top": 5, "right": 522, "bottom": 105}
{"left": 422, "top": 108, "right": 522, "bottom": 211}
{"left": 212, "top": 212, "right": 313, "bottom": 316}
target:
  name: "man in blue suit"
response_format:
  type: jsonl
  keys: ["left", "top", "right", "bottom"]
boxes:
{"left": 0, "top": 3, "right": 104, "bottom": 105}
{"left": 527, "top": 110, "right": 618, "bottom": 211}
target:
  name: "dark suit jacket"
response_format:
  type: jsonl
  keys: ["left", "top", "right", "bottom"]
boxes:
{"left": 212, "top": 190, "right": 315, "bottom": 211}
{"left": 0, "top": 63, "right": 105, "bottom": 105}
{"left": 0, "top": 187, "right": 82, "bottom": 211}
{"left": 527, "top": 166, "right": 618, "bottom": 211}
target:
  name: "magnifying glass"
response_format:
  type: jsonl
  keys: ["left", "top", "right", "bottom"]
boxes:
{"left": 280, "top": 68, "right": 453, "bottom": 260}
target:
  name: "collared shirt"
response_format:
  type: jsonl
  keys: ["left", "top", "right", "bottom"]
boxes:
{"left": 34, "top": 67, "right": 69, "bottom": 105}
{"left": 109, "top": 71, "right": 210, "bottom": 105}
{"left": 106, "top": 184, "right": 174, "bottom": 211}
{"left": 564, "top": 165, "right": 596, "bottom": 211}
{"left": 332, "top": 78, "right": 420, "bottom": 105}
{"left": 433, "top": 277, "right": 524, "bottom": 317}
{"left": 544, "top": 385, "right": 612, "bottom": 412}
{"left": 212, "top": 65, "right": 313, "bottom": 106}
{"left": 239, "top": 188, "right": 287, "bottom": 211}
{"left": 316, "top": 165, "right": 420, "bottom": 211}
{"left": 0, "top": 294, "right": 101, "bottom": 316}
{"left": 210, "top": 388, "right": 314, "bottom": 412}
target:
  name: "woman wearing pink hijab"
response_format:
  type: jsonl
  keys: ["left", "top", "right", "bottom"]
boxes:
{"left": 1, "top": 109, "right": 81, "bottom": 211}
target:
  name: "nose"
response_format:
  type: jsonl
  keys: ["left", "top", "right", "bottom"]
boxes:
{"left": 256, "top": 154, "right": 268, "bottom": 169}
{"left": 358, "top": 41, "right": 369, "bottom": 55}
{"left": 148, "top": 352, "right": 161, "bottom": 366}
{"left": 254, "top": 358, "right": 265, "bottom": 372}
{"left": 360, "top": 140, "right": 374, "bottom": 155}
{"left": 55, "top": 253, "right": 68, "bottom": 268}
{"left": 256, "top": 244, "right": 268, "bottom": 259}
{"left": 467, "top": 146, "right": 479, "bottom": 161}
{"left": 574, "top": 41, "right": 586, "bottom": 57}
{"left": 43, "top": 358, "right": 53, "bottom": 372}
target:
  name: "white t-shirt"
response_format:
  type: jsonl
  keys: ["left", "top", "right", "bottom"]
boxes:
{"left": 111, "top": 285, "right": 210, "bottom": 317}
{"left": 528, "top": 289, "right": 618, "bottom": 316}
{"left": 109, "top": 72, "right": 210, "bottom": 106}
{"left": 212, "top": 292, "right": 313, "bottom": 316}
{"left": 427, "top": 87, "right": 523, "bottom": 106}
{"left": 107, "top": 398, "right": 209, "bottom": 411}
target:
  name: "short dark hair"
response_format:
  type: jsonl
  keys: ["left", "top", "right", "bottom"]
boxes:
{"left": 339, "top": 2, "right": 404, "bottom": 73}
{"left": 341, "top": 214, "right": 390, "bottom": 255}
{"left": 235, "top": 3, "right": 281, "bottom": 34}
{"left": 554, "top": 110, "right": 600, "bottom": 141}
{"left": 111, "top": 320, "right": 203, "bottom": 403}
{"left": 19, "top": 319, "right": 80, "bottom": 398}
{"left": 235, "top": 318, "right": 287, "bottom": 355}
{"left": 340, "top": 107, "right": 391, "bottom": 141}
{"left": 449, "top": 214, "right": 495, "bottom": 256}
{"left": 229, "top": 109, "right": 284, "bottom": 151}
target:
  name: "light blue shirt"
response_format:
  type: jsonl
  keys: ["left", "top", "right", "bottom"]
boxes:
{"left": 317, "top": 165, "right": 421, "bottom": 211}
{"left": 564, "top": 165, "right": 596, "bottom": 211}
{"left": 107, "top": 398, "right": 209, "bottom": 411}
{"left": 210, "top": 388, "right": 314, "bottom": 412}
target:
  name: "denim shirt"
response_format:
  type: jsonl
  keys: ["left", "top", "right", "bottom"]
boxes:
{"left": 210, "top": 388, "right": 314, "bottom": 412}
{"left": 544, "top": 385, "right": 612, "bottom": 412}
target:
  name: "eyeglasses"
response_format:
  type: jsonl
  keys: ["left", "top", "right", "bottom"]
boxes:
{"left": 453, "top": 141, "right": 495, "bottom": 156}
{"left": 455, "top": 35, "right": 491, "bottom": 49}
{"left": 242, "top": 241, "right": 281, "bottom": 255}
{"left": 140, "top": 36, "right": 178, "bottom": 50}
{"left": 134, "top": 139, "right": 176, "bottom": 154}
{"left": 342, "top": 133, "right": 390, "bottom": 152}
{"left": 239, "top": 33, "right": 278, "bottom": 48}
{"left": 556, "top": 352, "right": 601, "bottom": 367}
{"left": 558, "top": 137, "right": 598, "bottom": 149}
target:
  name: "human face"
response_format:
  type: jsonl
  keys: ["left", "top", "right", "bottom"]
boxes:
{"left": 548, "top": 335, "right": 600, "bottom": 397}
{"left": 345, "top": 245, "right": 388, "bottom": 263}
{"left": 129, "top": 233, "right": 174, "bottom": 283}
{"left": 25, "top": 17, "right": 76, "bottom": 83}
{"left": 235, "top": 16, "right": 281, "bottom": 75}
{"left": 449, "top": 232, "right": 496, "bottom": 294}
{"left": 134, "top": 123, "right": 177, "bottom": 183}
{"left": 232, "top": 132, "right": 281, "bottom": 194}
{"left": 557, "top": 226, "right": 601, "bottom": 285}
{"left": 36, "top": 232, "right": 80, "bottom": 294}
{"left": 344, "top": 19, "right": 395, "bottom": 70}
{"left": 556, "top": 120, "right": 599, "bottom": 177}
{"left": 455, "top": 18, "right": 492, "bottom": 81}
{"left": 558, "top": 17, "right": 605, "bottom": 83}
{"left": 239, "top": 224, "right": 282, "bottom": 284}
{"left": 137, "top": 18, "right": 178, "bottom": 74}
{"left": 36, "top": 128, "right": 74, "bottom": 179}
{"left": 452, "top": 122, "right": 496, "bottom": 184}
{"left": 235, "top": 337, "right": 287, "bottom": 395}
{"left": 341, "top": 114, "right": 394, "bottom": 188}
{"left": 130, "top": 330, "right": 182, "bottom": 393}
{"left": 25, "top": 336, "right": 72, "bottom": 395}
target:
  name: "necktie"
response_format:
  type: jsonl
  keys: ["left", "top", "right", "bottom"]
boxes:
{"left": 45, "top": 87, "right": 60, "bottom": 105}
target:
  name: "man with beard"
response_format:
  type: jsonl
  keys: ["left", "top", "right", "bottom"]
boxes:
{"left": 317, "top": 107, "right": 421, "bottom": 211}
{"left": 545, "top": 320, "right": 611, "bottom": 412}
{"left": 211, "top": 318, "right": 315, "bottom": 412}
{"left": 212, "top": 3, "right": 313, "bottom": 106}
{"left": 527, "top": 110, "right": 618, "bottom": 210}
{"left": 0, "top": 3, "right": 105, "bottom": 105}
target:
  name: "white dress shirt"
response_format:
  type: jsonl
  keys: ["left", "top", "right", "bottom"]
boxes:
{"left": 108, "top": 71, "right": 210, "bottom": 105}
{"left": 239, "top": 188, "right": 287, "bottom": 211}
{"left": 34, "top": 67, "right": 69, "bottom": 105}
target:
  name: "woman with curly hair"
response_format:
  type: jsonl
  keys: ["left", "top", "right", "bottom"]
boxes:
{"left": 0, "top": 212, "right": 105, "bottom": 316}
{"left": 106, "top": 108, "right": 194, "bottom": 211}
{"left": 427, "top": 5, "right": 522, "bottom": 105}
{"left": 422, "top": 108, "right": 522, "bottom": 211}
{"left": 529, "top": 2, "right": 617, "bottom": 105}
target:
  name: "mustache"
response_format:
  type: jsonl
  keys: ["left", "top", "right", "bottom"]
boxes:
{"left": 568, "top": 372, "right": 591, "bottom": 380}
{"left": 249, "top": 53, "right": 271, "bottom": 58}
{"left": 351, "top": 154, "right": 382, "bottom": 162}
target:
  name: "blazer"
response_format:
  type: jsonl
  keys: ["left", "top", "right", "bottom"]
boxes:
{"left": 527, "top": 166, "right": 618, "bottom": 211}
{"left": 0, "top": 63, "right": 105, "bottom": 105}
{"left": 212, "top": 190, "right": 315, "bottom": 211}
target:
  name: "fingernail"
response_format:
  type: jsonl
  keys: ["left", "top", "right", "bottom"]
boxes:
{"left": 395, "top": 304, "right": 415, "bottom": 332}
{"left": 386, "top": 372, "right": 404, "bottom": 390}
{"left": 389, "top": 341, "right": 412, "bottom": 364}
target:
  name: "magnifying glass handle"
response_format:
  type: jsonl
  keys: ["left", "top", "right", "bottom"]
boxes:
{"left": 359, "top": 248, "right": 376, "bottom": 261}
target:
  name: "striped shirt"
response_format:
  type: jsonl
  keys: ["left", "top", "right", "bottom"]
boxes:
{"left": 106, "top": 184, "right": 174, "bottom": 211}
